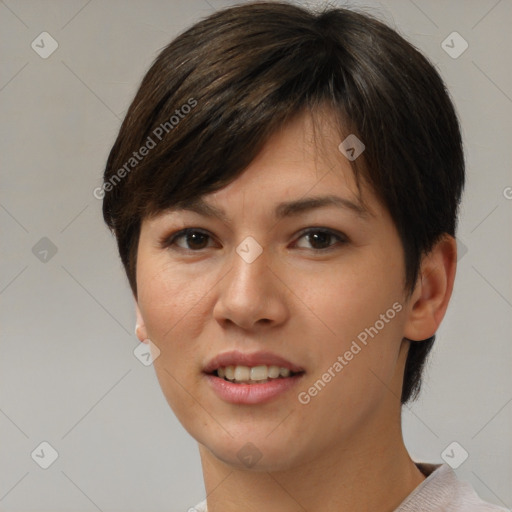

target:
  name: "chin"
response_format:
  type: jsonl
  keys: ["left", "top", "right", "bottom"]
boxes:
{"left": 199, "top": 432, "right": 304, "bottom": 472}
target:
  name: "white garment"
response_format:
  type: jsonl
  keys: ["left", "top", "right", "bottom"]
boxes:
{"left": 189, "top": 462, "right": 509, "bottom": 511}
{"left": 394, "top": 463, "right": 508, "bottom": 511}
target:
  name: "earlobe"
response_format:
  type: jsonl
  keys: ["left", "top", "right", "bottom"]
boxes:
{"left": 135, "top": 300, "right": 149, "bottom": 344}
{"left": 403, "top": 235, "right": 457, "bottom": 342}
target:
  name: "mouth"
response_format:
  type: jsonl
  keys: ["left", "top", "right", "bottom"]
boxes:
{"left": 207, "top": 364, "right": 305, "bottom": 384}
{"left": 203, "top": 356, "right": 306, "bottom": 404}
{"left": 203, "top": 350, "right": 305, "bottom": 385}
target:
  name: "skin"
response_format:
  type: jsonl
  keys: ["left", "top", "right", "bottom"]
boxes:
{"left": 134, "top": 109, "right": 457, "bottom": 512}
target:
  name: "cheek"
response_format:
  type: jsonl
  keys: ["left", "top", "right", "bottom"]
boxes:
{"left": 301, "top": 249, "right": 404, "bottom": 343}
{"left": 136, "top": 260, "right": 211, "bottom": 424}
{"left": 295, "top": 287, "right": 406, "bottom": 444}
{"left": 296, "top": 246, "right": 406, "bottom": 397}
{"left": 136, "top": 260, "right": 205, "bottom": 366}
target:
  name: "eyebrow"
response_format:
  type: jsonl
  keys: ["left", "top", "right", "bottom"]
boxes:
{"left": 168, "top": 194, "right": 370, "bottom": 222}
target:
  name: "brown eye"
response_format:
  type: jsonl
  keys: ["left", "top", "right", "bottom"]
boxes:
{"left": 305, "top": 231, "right": 333, "bottom": 250}
{"left": 294, "top": 228, "right": 347, "bottom": 251}
{"left": 165, "top": 229, "right": 214, "bottom": 251}
{"left": 183, "top": 231, "right": 210, "bottom": 250}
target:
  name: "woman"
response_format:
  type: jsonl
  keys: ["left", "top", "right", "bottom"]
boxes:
{"left": 101, "top": 2, "right": 506, "bottom": 510}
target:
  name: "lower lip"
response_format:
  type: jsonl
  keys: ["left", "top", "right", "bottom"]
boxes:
{"left": 204, "top": 373, "right": 305, "bottom": 405}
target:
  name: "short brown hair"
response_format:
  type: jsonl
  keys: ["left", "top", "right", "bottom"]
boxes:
{"left": 102, "top": 1, "right": 465, "bottom": 404}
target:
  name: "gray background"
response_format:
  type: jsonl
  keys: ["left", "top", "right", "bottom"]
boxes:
{"left": 1, "top": 0, "right": 511, "bottom": 511}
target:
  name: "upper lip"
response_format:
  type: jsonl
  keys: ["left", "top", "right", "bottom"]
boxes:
{"left": 203, "top": 350, "right": 305, "bottom": 374}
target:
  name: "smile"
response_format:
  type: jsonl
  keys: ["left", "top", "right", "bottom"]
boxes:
{"left": 204, "top": 369, "right": 305, "bottom": 405}
{"left": 214, "top": 364, "right": 302, "bottom": 384}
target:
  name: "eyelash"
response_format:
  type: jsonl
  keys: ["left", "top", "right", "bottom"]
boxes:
{"left": 161, "top": 227, "right": 348, "bottom": 253}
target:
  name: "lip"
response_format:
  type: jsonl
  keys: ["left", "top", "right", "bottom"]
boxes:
{"left": 203, "top": 350, "right": 305, "bottom": 374}
{"left": 204, "top": 372, "right": 305, "bottom": 405}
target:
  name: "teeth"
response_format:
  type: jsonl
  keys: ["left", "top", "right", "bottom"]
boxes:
{"left": 279, "top": 367, "right": 290, "bottom": 378}
{"left": 234, "top": 366, "right": 250, "bottom": 381}
{"left": 215, "top": 364, "right": 298, "bottom": 383}
{"left": 224, "top": 365, "right": 235, "bottom": 380}
{"left": 250, "top": 365, "right": 268, "bottom": 381}
{"left": 268, "top": 365, "right": 280, "bottom": 378}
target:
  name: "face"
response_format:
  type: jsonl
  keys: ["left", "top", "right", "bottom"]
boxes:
{"left": 135, "top": 110, "right": 412, "bottom": 472}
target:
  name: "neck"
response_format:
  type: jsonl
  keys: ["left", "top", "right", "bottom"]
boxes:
{"left": 197, "top": 402, "right": 425, "bottom": 512}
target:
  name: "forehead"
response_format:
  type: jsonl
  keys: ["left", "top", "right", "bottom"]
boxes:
{"left": 247, "top": 107, "right": 361, "bottom": 188}
{"left": 163, "top": 109, "right": 378, "bottom": 221}
{"left": 143, "top": 107, "right": 382, "bottom": 229}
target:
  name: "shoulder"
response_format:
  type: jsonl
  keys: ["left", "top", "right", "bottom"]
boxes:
{"left": 395, "top": 463, "right": 509, "bottom": 512}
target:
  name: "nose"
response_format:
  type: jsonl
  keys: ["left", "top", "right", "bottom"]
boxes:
{"left": 212, "top": 240, "right": 288, "bottom": 331}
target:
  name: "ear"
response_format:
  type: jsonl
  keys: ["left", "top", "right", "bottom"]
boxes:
{"left": 403, "top": 235, "right": 457, "bottom": 341}
{"left": 135, "top": 299, "right": 149, "bottom": 344}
